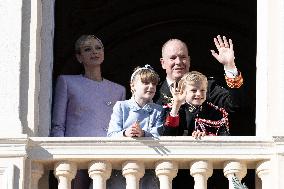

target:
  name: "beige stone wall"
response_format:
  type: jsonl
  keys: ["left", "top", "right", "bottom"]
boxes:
{"left": 1, "top": 0, "right": 284, "bottom": 188}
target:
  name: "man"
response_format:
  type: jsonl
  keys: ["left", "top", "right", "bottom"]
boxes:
{"left": 156, "top": 35, "right": 243, "bottom": 121}
{"left": 155, "top": 35, "right": 244, "bottom": 188}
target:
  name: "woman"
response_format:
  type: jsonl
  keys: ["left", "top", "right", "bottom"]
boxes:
{"left": 50, "top": 35, "right": 126, "bottom": 189}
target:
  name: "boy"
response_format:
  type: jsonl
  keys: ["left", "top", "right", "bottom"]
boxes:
{"left": 162, "top": 71, "right": 230, "bottom": 139}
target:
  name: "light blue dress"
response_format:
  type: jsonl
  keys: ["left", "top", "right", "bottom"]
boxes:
{"left": 107, "top": 98, "right": 164, "bottom": 137}
{"left": 105, "top": 98, "right": 163, "bottom": 189}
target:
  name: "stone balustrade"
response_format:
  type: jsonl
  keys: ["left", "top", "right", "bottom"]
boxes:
{"left": 2, "top": 136, "right": 284, "bottom": 188}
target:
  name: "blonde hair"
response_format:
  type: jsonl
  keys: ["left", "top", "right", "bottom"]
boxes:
{"left": 75, "top": 35, "right": 104, "bottom": 54}
{"left": 180, "top": 71, "right": 208, "bottom": 87}
{"left": 130, "top": 65, "right": 160, "bottom": 93}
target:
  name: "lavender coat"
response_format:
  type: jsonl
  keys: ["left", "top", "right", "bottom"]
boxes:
{"left": 50, "top": 75, "right": 126, "bottom": 137}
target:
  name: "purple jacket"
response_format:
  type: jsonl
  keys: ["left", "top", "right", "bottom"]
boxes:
{"left": 50, "top": 75, "right": 126, "bottom": 137}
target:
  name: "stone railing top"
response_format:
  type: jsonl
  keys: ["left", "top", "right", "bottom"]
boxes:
{"left": 1, "top": 136, "right": 284, "bottom": 169}
{"left": 26, "top": 136, "right": 279, "bottom": 169}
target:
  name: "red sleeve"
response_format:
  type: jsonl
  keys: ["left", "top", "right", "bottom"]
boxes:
{"left": 164, "top": 114, "right": 180, "bottom": 127}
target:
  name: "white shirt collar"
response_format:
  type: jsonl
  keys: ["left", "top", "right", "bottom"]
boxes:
{"left": 166, "top": 77, "right": 175, "bottom": 87}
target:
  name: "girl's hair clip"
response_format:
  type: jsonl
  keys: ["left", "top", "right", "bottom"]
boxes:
{"left": 144, "top": 64, "right": 154, "bottom": 70}
{"left": 130, "top": 64, "right": 155, "bottom": 82}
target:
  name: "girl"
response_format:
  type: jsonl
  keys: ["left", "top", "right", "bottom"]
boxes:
{"left": 107, "top": 64, "right": 163, "bottom": 137}
{"left": 107, "top": 64, "right": 163, "bottom": 189}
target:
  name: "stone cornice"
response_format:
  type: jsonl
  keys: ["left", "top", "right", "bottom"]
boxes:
{"left": 0, "top": 135, "right": 28, "bottom": 158}
{"left": 26, "top": 136, "right": 276, "bottom": 169}
{"left": 1, "top": 136, "right": 283, "bottom": 169}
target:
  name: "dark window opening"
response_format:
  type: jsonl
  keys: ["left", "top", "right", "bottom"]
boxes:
{"left": 53, "top": 0, "right": 256, "bottom": 136}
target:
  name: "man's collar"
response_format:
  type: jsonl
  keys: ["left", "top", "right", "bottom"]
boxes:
{"left": 166, "top": 77, "right": 175, "bottom": 87}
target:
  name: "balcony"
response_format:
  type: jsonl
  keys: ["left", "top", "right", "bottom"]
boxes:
{"left": 1, "top": 136, "right": 279, "bottom": 189}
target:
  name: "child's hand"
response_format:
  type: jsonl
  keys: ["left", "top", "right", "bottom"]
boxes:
{"left": 192, "top": 130, "right": 206, "bottom": 140}
{"left": 170, "top": 81, "right": 186, "bottom": 105}
{"left": 124, "top": 121, "right": 144, "bottom": 137}
{"left": 169, "top": 81, "right": 186, "bottom": 116}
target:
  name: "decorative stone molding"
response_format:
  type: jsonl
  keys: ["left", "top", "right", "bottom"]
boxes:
{"left": 223, "top": 161, "right": 247, "bottom": 189}
{"left": 122, "top": 161, "right": 145, "bottom": 189}
{"left": 190, "top": 160, "right": 213, "bottom": 189}
{"left": 0, "top": 137, "right": 28, "bottom": 158}
{"left": 0, "top": 163, "right": 15, "bottom": 189}
{"left": 88, "top": 161, "right": 112, "bottom": 189}
{"left": 28, "top": 136, "right": 273, "bottom": 160}
{"left": 31, "top": 162, "right": 44, "bottom": 189}
{"left": 155, "top": 161, "right": 178, "bottom": 189}
{"left": 38, "top": 0, "right": 55, "bottom": 137}
{"left": 273, "top": 136, "right": 284, "bottom": 142}
{"left": 54, "top": 161, "right": 77, "bottom": 189}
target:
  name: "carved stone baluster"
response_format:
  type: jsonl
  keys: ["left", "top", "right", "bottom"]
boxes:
{"left": 190, "top": 160, "right": 213, "bottom": 189}
{"left": 31, "top": 162, "right": 44, "bottom": 189}
{"left": 256, "top": 160, "right": 270, "bottom": 189}
{"left": 122, "top": 161, "right": 145, "bottom": 189}
{"left": 223, "top": 161, "right": 247, "bottom": 189}
{"left": 54, "top": 161, "right": 77, "bottom": 189}
{"left": 88, "top": 161, "right": 112, "bottom": 189}
{"left": 155, "top": 161, "right": 178, "bottom": 189}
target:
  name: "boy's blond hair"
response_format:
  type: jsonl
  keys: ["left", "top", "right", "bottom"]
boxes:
{"left": 180, "top": 71, "right": 208, "bottom": 87}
